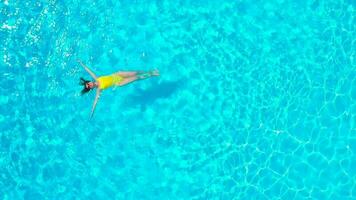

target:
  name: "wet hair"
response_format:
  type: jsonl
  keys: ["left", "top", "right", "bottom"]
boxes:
{"left": 79, "top": 77, "right": 92, "bottom": 95}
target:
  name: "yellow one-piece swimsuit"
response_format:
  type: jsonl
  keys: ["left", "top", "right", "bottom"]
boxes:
{"left": 97, "top": 74, "right": 124, "bottom": 90}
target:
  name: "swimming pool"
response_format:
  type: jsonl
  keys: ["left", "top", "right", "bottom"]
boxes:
{"left": 1, "top": 0, "right": 355, "bottom": 199}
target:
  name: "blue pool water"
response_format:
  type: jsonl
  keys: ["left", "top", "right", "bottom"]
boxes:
{"left": 1, "top": 0, "right": 355, "bottom": 199}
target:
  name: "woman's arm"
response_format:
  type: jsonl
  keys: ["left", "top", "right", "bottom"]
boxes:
{"left": 90, "top": 89, "right": 101, "bottom": 118}
{"left": 77, "top": 60, "right": 98, "bottom": 80}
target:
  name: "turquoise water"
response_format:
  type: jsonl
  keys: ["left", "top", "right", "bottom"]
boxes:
{"left": 1, "top": 0, "right": 355, "bottom": 199}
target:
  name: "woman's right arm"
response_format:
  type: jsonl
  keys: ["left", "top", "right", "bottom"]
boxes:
{"left": 78, "top": 60, "right": 98, "bottom": 80}
{"left": 90, "top": 89, "right": 101, "bottom": 118}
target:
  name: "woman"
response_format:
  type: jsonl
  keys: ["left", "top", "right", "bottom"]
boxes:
{"left": 78, "top": 60, "right": 159, "bottom": 117}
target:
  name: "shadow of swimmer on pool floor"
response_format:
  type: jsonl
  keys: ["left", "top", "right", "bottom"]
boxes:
{"left": 123, "top": 80, "right": 183, "bottom": 110}
{"left": 78, "top": 59, "right": 159, "bottom": 118}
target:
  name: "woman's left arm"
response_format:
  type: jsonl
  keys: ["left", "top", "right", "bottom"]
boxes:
{"left": 90, "top": 89, "right": 101, "bottom": 118}
{"left": 78, "top": 60, "right": 98, "bottom": 80}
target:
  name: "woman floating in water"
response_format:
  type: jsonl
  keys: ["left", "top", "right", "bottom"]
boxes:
{"left": 78, "top": 60, "right": 159, "bottom": 117}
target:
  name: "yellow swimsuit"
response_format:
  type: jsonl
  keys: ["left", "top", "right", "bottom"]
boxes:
{"left": 97, "top": 74, "right": 124, "bottom": 90}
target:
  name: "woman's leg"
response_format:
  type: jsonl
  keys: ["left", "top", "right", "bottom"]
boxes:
{"left": 116, "top": 71, "right": 143, "bottom": 78}
{"left": 116, "top": 70, "right": 159, "bottom": 78}
{"left": 116, "top": 76, "right": 140, "bottom": 86}
{"left": 116, "top": 70, "right": 159, "bottom": 86}
{"left": 137, "top": 70, "right": 159, "bottom": 79}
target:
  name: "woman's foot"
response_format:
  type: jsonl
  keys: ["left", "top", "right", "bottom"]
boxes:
{"left": 137, "top": 70, "right": 159, "bottom": 79}
{"left": 151, "top": 69, "right": 160, "bottom": 76}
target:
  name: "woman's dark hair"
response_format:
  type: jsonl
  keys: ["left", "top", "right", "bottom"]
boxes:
{"left": 79, "top": 77, "right": 92, "bottom": 95}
